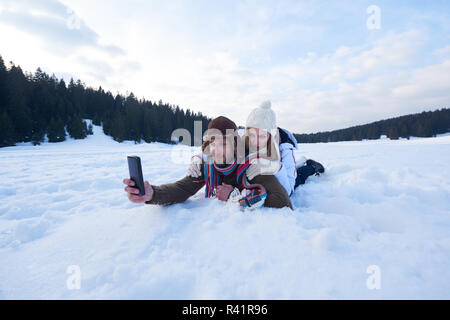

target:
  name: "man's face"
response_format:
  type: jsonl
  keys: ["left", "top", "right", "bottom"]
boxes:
{"left": 210, "top": 135, "right": 235, "bottom": 164}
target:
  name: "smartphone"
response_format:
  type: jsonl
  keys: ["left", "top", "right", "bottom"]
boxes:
{"left": 127, "top": 156, "right": 145, "bottom": 196}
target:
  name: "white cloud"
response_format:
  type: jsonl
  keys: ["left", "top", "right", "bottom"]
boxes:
{"left": 0, "top": 0, "right": 139, "bottom": 92}
{"left": 434, "top": 45, "right": 450, "bottom": 58}
{"left": 257, "top": 29, "right": 449, "bottom": 132}
{"left": 1, "top": 0, "right": 449, "bottom": 134}
{"left": 0, "top": 0, "right": 123, "bottom": 56}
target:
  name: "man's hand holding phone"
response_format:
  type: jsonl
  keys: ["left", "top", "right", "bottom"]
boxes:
{"left": 123, "top": 179, "right": 153, "bottom": 203}
{"left": 125, "top": 155, "right": 153, "bottom": 203}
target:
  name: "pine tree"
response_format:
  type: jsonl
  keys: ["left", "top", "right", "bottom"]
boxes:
{"left": 142, "top": 110, "right": 153, "bottom": 143}
{"left": 87, "top": 123, "right": 93, "bottom": 135}
{"left": 399, "top": 123, "right": 409, "bottom": 138}
{"left": 5, "top": 65, "right": 33, "bottom": 141}
{"left": 388, "top": 127, "right": 399, "bottom": 140}
{"left": 31, "top": 129, "right": 45, "bottom": 146}
{"left": 111, "top": 114, "right": 125, "bottom": 142}
{"left": 0, "top": 55, "right": 8, "bottom": 112}
{"left": 67, "top": 115, "right": 88, "bottom": 139}
{"left": 47, "top": 118, "right": 66, "bottom": 142}
{"left": 0, "top": 111, "right": 16, "bottom": 147}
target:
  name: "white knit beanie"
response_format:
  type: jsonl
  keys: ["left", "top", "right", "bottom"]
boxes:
{"left": 246, "top": 100, "right": 277, "bottom": 131}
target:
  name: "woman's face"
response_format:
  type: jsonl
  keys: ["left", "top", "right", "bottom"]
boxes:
{"left": 248, "top": 128, "right": 269, "bottom": 150}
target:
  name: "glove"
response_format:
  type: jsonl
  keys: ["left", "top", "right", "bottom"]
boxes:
{"left": 228, "top": 188, "right": 244, "bottom": 202}
{"left": 238, "top": 193, "right": 267, "bottom": 210}
{"left": 245, "top": 158, "right": 280, "bottom": 181}
{"left": 228, "top": 187, "right": 267, "bottom": 210}
{"left": 187, "top": 155, "right": 202, "bottom": 178}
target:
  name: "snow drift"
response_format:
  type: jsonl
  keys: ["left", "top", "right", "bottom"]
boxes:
{"left": 0, "top": 124, "right": 449, "bottom": 299}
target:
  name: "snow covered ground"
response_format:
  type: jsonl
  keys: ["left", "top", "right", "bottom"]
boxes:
{"left": 1, "top": 124, "right": 449, "bottom": 299}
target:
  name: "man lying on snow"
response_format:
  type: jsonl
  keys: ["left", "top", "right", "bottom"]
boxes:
{"left": 123, "top": 116, "right": 294, "bottom": 210}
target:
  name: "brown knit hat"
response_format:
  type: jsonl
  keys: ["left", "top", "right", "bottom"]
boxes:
{"left": 201, "top": 116, "right": 239, "bottom": 154}
{"left": 207, "top": 116, "right": 237, "bottom": 134}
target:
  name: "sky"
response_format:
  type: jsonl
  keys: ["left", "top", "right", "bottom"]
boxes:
{"left": 0, "top": 0, "right": 449, "bottom": 133}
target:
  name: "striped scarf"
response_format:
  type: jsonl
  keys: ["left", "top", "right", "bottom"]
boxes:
{"left": 194, "top": 154, "right": 268, "bottom": 207}
{"left": 197, "top": 156, "right": 238, "bottom": 198}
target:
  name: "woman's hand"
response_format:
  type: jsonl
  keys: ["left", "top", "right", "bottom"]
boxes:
{"left": 123, "top": 178, "right": 154, "bottom": 203}
{"left": 246, "top": 158, "right": 280, "bottom": 180}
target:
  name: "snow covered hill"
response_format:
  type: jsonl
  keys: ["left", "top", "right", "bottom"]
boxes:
{"left": 0, "top": 124, "right": 449, "bottom": 299}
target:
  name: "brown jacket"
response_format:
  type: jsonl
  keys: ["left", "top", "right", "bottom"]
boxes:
{"left": 145, "top": 164, "right": 293, "bottom": 210}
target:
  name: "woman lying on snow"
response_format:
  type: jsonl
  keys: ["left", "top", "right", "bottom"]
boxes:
{"left": 123, "top": 101, "right": 325, "bottom": 210}
{"left": 124, "top": 116, "right": 294, "bottom": 210}
{"left": 188, "top": 101, "right": 325, "bottom": 199}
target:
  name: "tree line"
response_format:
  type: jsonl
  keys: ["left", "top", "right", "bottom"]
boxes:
{"left": 0, "top": 55, "right": 210, "bottom": 147}
{"left": 294, "top": 108, "right": 450, "bottom": 143}
{"left": 2, "top": 54, "right": 449, "bottom": 148}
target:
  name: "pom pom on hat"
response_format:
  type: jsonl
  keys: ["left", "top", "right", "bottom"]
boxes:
{"left": 246, "top": 100, "right": 277, "bottom": 131}
{"left": 260, "top": 100, "right": 272, "bottom": 109}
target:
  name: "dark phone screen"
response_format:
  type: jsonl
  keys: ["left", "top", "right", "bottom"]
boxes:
{"left": 127, "top": 156, "right": 145, "bottom": 196}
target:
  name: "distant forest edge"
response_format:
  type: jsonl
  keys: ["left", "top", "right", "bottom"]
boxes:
{"left": 1, "top": 55, "right": 449, "bottom": 148}
{"left": 293, "top": 108, "right": 450, "bottom": 143}
{"left": 0, "top": 55, "right": 210, "bottom": 147}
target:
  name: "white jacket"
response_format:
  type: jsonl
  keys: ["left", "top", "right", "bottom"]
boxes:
{"left": 274, "top": 128, "right": 298, "bottom": 196}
